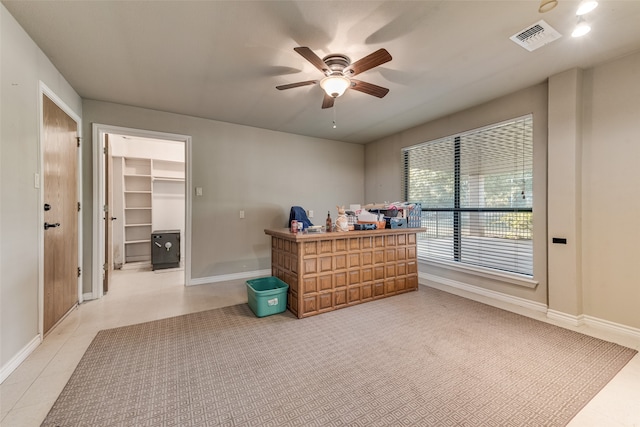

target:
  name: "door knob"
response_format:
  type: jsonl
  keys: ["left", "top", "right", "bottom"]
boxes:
{"left": 111, "top": 217, "right": 117, "bottom": 221}
{"left": 44, "top": 203, "right": 51, "bottom": 211}
{"left": 44, "top": 222, "right": 60, "bottom": 230}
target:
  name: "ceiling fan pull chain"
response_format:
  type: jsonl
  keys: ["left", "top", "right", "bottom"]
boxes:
{"left": 333, "top": 104, "right": 337, "bottom": 129}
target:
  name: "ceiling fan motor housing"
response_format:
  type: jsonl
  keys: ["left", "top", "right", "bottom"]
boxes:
{"left": 322, "top": 54, "right": 351, "bottom": 76}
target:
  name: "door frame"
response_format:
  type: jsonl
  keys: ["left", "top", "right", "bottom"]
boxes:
{"left": 91, "top": 124, "right": 192, "bottom": 299}
{"left": 38, "top": 82, "right": 83, "bottom": 337}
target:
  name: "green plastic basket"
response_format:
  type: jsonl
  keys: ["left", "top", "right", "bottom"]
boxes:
{"left": 246, "top": 276, "right": 289, "bottom": 317}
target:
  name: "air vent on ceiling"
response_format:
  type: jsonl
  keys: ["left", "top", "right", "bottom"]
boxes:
{"left": 510, "top": 20, "right": 562, "bottom": 52}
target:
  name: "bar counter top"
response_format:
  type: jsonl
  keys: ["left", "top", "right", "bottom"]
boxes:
{"left": 264, "top": 227, "right": 426, "bottom": 241}
{"left": 264, "top": 227, "right": 425, "bottom": 318}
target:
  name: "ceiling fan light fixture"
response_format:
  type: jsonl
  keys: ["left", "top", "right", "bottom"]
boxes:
{"left": 320, "top": 75, "right": 350, "bottom": 98}
{"left": 576, "top": 0, "right": 598, "bottom": 15}
{"left": 538, "top": 0, "right": 558, "bottom": 13}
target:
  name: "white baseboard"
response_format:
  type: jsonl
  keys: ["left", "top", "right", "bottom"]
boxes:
{"left": 420, "top": 272, "right": 548, "bottom": 313}
{"left": 422, "top": 272, "right": 640, "bottom": 346}
{"left": 0, "top": 335, "right": 41, "bottom": 384}
{"left": 83, "top": 292, "right": 94, "bottom": 301}
{"left": 547, "top": 309, "right": 585, "bottom": 326}
{"left": 188, "top": 269, "right": 271, "bottom": 286}
{"left": 583, "top": 314, "right": 640, "bottom": 341}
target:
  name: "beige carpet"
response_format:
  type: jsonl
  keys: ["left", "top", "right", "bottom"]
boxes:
{"left": 42, "top": 286, "right": 636, "bottom": 426}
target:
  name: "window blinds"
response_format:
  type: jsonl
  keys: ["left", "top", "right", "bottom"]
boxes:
{"left": 403, "top": 115, "right": 533, "bottom": 276}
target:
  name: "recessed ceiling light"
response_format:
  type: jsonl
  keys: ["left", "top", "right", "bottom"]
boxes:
{"left": 572, "top": 18, "right": 592, "bottom": 37}
{"left": 576, "top": 0, "right": 598, "bottom": 16}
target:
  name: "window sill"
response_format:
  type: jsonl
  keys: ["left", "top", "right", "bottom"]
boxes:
{"left": 418, "top": 257, "right": 539, "bottom": 289}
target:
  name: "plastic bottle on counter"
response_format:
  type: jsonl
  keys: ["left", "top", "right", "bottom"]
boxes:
{"left": 326, "top": 211, "right": 332, "bottom": 232}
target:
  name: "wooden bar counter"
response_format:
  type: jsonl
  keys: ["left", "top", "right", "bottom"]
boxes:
{"left": 264, "top": 227, "right": 425, "bottom": 318}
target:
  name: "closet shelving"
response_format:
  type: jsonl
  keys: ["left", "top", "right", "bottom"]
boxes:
{"left": 123, "top": 158, "right": 153, "bottom": 263}
{"left": 122, "top": 157, "right": 185, "bottom": 265}
{"left": 152, "top": 159, "right": 185, "bottom": 182}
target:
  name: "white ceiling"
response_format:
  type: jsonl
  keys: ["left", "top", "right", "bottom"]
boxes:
{"left": 4, "top": 1, "right": 640, "bottom": 144}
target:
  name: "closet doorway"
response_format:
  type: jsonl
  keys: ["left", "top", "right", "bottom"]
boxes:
{"left": 93, "top": 124, "right": 191, "bottom": 299}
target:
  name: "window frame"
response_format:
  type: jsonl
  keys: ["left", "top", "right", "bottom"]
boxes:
{"left": 403, "top": 115, "right": 536, "bottom": 284}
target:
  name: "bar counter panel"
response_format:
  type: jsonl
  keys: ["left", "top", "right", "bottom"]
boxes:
{"left": 264, "top": 228, "right": 424, "bottom": 318}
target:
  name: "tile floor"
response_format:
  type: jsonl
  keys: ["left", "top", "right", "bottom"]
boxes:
{"left": 1, "top": 269, "right": 639, "bottom": 426}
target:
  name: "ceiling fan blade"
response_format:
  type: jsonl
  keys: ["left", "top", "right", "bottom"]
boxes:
{"left": 294, "top": 47, "right": 329, "bottom": 74}
{"left": 344, "top": 48, "right": 392, "bottom": 76}
{"left": 276, "top": 80, "right": 318, "bottom": 90}
{"left": 350, "top": 79, "right": 390, "bottom": 98}
{"left": 322, "top": 93, "right": 335, "bottom": 109}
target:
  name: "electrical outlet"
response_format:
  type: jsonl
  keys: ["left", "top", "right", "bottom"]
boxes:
{"left": 308, "top": 210, "right": 314, "bottom": 218}
{"left": 239, "top": 210, "right": 245, "bottom": 219}
{"left": 195, "top": 187, "right": 203, "bottom": 196}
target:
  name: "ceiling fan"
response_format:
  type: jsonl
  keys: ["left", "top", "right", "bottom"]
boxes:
{"left": 276, "top": 47, "right": 392, "bottom": 109}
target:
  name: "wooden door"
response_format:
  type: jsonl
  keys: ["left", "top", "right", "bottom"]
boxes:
{"left": 43, "top": 95, "right": 79, "bottom": 334}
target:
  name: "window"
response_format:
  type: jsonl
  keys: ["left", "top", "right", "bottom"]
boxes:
{"left": 403, "top": 115, "right": 533, "bottom": 276}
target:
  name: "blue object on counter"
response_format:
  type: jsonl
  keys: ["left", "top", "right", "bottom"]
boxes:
{"left": 390, "top": 217, "right": 407, "bottom": 229}
{"left": 288, "top": 206, "right": 313, "bottom": 230}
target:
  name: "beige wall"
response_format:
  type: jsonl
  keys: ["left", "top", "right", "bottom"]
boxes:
{"left": 81, "top": 100, "right": 365, "bottom": 289}
{"left": 547, "top": 69, "right": 583, "bottom": 317}
{"left": 581, "top": 51, "right": 640, "bottom": 329}
{"left": 365, "top": 84, "right": 549, "bottom": 306}
{"left": 1, "top": 4, "right": 82, "bottom": 369}
{"left": 366, "top": 50, "right": 640, "bottom": 331}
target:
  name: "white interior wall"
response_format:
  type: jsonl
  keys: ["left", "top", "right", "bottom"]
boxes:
{"left": 152, "top": 181, "right": 185, "bottom": 242}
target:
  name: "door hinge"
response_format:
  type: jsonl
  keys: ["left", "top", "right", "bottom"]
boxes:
{"left": 103, "top": 147, "right": 107, "bottom": 155}
{"left": 103, "top": 263, "right": 108, "bottom": 271}
{"left": 77, "top": 267, "right": 82, "bottom": 277}
{"left": 103, "top": 204, "right": 109, "bottom": 212}
{"left": 77, "top": 202, "right": 81, "bottom": 212}
{"left": 76, "top": 137, "right": 81, "bottom": 147}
